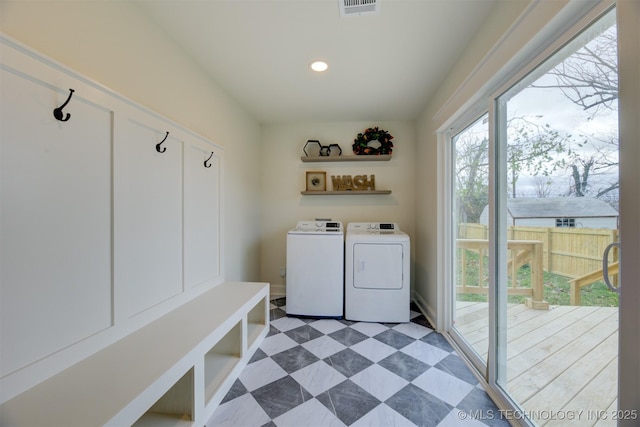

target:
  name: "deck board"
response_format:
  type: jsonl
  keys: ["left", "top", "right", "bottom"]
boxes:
{"left": 506, "top": 308, "right": 613, "bottom": 382}
{"left": 545, "top": 358, "right": 618, "bottom": 427}
{"left": 593, "top": 399, "right": 618, "bottom": 427}
{"left": 506, "top": 305, "right": 585, "bottom": 359}
{"left": 454, "top": 302, "right": 618, "bottom": 426}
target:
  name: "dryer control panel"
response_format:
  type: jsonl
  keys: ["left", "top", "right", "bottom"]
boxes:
{"left": 347, "top": 222, "right": 400, "bottom": 233}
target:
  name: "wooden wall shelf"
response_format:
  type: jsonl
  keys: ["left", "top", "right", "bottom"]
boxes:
{"left": 301, "top": 190, "right": 392, "bottom": 195}
{"left": 301, "top": 155, "right": 391, "bottom": 163}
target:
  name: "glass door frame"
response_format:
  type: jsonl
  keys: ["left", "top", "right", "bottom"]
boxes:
{"left": 616, "top": 0, "right": 640, "bottom": 422}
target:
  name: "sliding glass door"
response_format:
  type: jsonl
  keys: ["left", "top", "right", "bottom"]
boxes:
{"left": 449, "top": 8, "right": 619, "bottom": 425}
{"left": 450, "top": 115, "right": 490, "bottom": 373}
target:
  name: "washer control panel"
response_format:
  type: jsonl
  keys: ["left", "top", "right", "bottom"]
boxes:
{"left": 295, "top": 220, "right": 343, "bottom": 232}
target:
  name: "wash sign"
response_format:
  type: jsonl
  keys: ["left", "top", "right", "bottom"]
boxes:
{"left": 331, "top": 175, "right": 376, "bottom": 191}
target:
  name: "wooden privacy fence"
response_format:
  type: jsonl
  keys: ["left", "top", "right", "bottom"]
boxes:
{"left": 458, "top": 223, "right": 618, "bottom": 279}
{"left": 457, "top": 239, "right": 549, "bottom": 309}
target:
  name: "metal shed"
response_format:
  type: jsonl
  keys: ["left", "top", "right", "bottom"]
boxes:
{"left": 479, "top": 197, "right": 619, "bottom": 228}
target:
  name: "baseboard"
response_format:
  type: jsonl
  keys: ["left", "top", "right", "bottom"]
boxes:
{"left": 270, "top": 282, "right": 286, "bottom": 298}
{"left": 411, "top": 291, "right": 439, "bottom": 332}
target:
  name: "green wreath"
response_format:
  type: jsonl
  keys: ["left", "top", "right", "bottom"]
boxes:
{"left": 352, "top": 127, "right": 394, "bottom": 155}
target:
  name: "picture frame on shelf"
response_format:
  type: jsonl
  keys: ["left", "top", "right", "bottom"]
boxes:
{"left": 306, "top": 171, "right": 326, "bottom": 191}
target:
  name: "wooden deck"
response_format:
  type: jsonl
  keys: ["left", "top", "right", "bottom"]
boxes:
{"left": 455, "top": 302, "right": 618, "bottom": 426}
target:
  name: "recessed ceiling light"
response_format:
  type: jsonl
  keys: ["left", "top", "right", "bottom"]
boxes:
{"left": 310, "top": 61, "right": 328, "bottom": 72}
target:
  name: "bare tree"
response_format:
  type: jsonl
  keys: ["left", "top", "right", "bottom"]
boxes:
{"left": 533, "top": 26, "right": 618, "bottom": 115}
{"left": 455, "top": 133, "right": 489, "bottom": 224}
{"left": 507, "top": 117, "right": 570, "bottom": 198}
{"left": 455, "top": 116, "right": 568, "bottom": 223}
{"left": 533, "top": 24, "right": 619, "bottom": 204}
{"left": 533, "top": 176, "right": 553, "bottom": 198}
{"left": 566, "top": 133, "right": 619, "bottom": 199}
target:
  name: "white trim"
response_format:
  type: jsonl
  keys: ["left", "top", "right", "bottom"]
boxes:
{"left": 433, "top": 0, "right": 543, "bottom": 125}
{"left": 616, "top": 0, "right": 640, "bottom": 420}
{"left": 269, "top": 283, "right": 286, "bottom": 298}
{"left": 434, "top": 0, "right": 611, "bottom": 134}
{"left": 411, "top": 291, "right": 438, "bottom": 332}
{"left": 491, "top": 91, "right": 510, "bottom": 393}
{"left": 436, "top": 131, "right": 450, "bottom": 332}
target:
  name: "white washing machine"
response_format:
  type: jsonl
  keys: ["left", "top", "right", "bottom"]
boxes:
{"left": 345, "top": 222, "right": 410, "bottom": 323}
{"left": 286, "top": 220, "right": 344, "bottom": 318}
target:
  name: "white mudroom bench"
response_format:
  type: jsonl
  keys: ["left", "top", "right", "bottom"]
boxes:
{"left": 0, "top": 281, "right": 270, "bottom": 427}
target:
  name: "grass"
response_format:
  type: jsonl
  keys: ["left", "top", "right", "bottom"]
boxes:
{"left": 456, "top": 252, "right": 619, "bottom": 307}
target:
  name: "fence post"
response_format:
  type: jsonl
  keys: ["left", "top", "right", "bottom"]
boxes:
{"left": 526, "top": 241, "right": 549, "bottom": 310}
{"left": 545, "top": 227, "right": 552, "bottom": 274}
{"left": 460, "top": 248, "right": 467, "bottom": 291}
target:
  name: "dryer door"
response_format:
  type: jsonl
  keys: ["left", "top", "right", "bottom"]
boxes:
{"left": 353, "top": 243, "right": 403, "bottom": 289}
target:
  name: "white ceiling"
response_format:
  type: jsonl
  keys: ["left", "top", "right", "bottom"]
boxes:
{"left": 136, "top": 0, "right": 497, "bottom": 124}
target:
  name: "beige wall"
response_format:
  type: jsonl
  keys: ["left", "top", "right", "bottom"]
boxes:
{"left": 0, "top": 0, "right": 263, "bottom": 281}
{"left": 260, "top": 121, "right": 415, "bottom": 295}
{"left": 414, "top": 0, "right": 533, "bottom": 325}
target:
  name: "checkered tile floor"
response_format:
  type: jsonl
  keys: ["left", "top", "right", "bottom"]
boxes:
{"left": 206, "top": 298, "right": 508, "bottom": 427}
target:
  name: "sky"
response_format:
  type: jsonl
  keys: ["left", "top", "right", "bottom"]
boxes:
{"left": 454, "top": 17, "right": 619, "bottom": 210}
{"left": 508, "top": 73, "right": 618, "bottom": 202}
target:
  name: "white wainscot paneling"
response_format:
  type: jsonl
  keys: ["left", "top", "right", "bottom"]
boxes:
{"left": 184, "top": 143, "right": 222, "bottom": 289}
{"left": 0, "top": 69, "right": 113, "bottom": 376}
{"left": 1, "top": 34, "right": 226, "bottom": 405}
{"left": 114, "top": 115, "right": 184, "bottom": 319}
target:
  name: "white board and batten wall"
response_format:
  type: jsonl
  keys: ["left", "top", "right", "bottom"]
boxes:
{"left": 0, "top": 33, "right": 265, "bottom": 422}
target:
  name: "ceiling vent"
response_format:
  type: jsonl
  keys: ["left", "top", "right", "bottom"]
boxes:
{"left": 339, "top": 0, "right": 379, "bottom": 17}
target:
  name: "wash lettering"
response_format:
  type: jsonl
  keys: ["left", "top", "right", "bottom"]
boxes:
{"left": 331, "top": 174, "right": 376, "bottom": 191}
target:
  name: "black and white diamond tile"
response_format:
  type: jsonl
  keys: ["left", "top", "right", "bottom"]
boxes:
{"left": 206, "top": 298, "right": 508, "bottom": 427}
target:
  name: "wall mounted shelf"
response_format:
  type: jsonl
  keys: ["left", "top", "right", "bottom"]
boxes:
{"left": 301, "top": 190, "right": 392, "bottom": 195}
{"left": 300, "top": 155, "right": 391, "bottom": 163}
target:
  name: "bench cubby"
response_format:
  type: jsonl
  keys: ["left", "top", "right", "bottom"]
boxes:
{"left": 133, "top": 368, "right": 194, "bottom": 426}
{"left": 204, "top": 320, "right": 243, "bottom": 405}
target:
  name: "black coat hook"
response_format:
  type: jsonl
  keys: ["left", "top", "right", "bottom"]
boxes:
{"left": 204, "top": 152, "right": 214, "bottom": 168}
{"left": 53, "top": 88, "right": 75, "bottom": 122}
{"left": 156, "top": 131, "right": 169, "bottom": 153}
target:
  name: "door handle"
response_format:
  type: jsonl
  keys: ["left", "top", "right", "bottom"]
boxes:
{"left": 602, "top": 242, "right": 620, "bottom": 293}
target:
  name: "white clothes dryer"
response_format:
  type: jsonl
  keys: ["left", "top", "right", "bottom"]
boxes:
{"left": 286, "top": 220, "right": 344, "bottom": 318}
{"left": 345, "top": 222, "right": 410, "bottom": 322}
